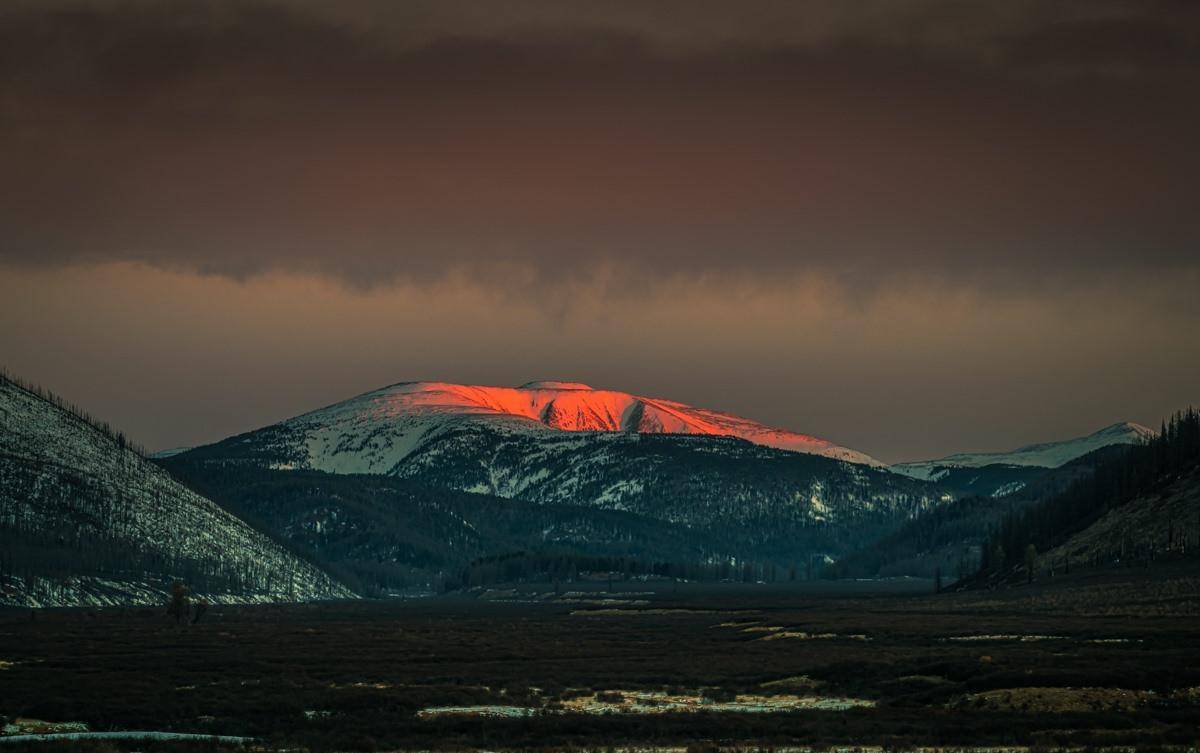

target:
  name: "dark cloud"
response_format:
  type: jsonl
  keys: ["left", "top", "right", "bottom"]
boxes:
{"left": 1004, "top": 14, "right": 1200, "bottom": 76}
{"left": 1, "top": 0, "right": 1198, "bottom": 292}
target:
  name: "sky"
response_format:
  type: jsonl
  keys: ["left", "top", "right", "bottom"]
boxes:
{"left": 2, "top": 0, "right": 1198, "bottom": 463}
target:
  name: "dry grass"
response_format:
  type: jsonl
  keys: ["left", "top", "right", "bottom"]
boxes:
{"left": 949, "top": 687, "right": 1154, "bottom": 713}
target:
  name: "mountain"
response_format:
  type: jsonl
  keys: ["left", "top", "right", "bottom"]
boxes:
{"left": 168, "top": 381, "right": 943, "bottom": 566}
{"left": 0, "top": 374, "right": 354, "bottom": 608}
{"left": 890, "top": 422, "right": 1155, "bottom": 494}
{"left": 255, "top": 380, "right": 882, "bottom": 468}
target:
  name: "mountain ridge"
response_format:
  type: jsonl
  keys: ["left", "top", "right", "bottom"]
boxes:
{"left": 890, "top": 421, "right": 1155, "bottom": 481}
{"left": 273, "top": 380, "right": 882, "bottom": 469}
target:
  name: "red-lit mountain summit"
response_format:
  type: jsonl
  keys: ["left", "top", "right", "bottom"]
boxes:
{"left": 289, "top": 380, "right": 881, "bottom": 469}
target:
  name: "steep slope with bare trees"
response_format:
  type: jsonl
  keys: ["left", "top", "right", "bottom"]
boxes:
{"left": 0, "top": 372, "right": 355, "bottom": 607}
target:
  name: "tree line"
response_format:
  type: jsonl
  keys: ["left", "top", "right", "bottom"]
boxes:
{"left": 448, "top": 549, "right": 832, "bottom": 591}
{"left": 1, "top": 370, "right": 148, "bottom": 457}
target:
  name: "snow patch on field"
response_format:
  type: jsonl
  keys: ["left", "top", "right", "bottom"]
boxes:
{"left": 418, "top": 691, "right": 874, "bottom": 718}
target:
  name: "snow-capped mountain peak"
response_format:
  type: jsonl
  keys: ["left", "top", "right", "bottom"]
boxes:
{"left": 279, "top": 380, "right": 881, "bottom": 471}
{"left": 890, "top": 421, "right": 1155, "bottom": 480}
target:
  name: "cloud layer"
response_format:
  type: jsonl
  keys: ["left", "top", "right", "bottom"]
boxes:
{"left": 2, "top": 0, "right": 1198, "bottom": 291}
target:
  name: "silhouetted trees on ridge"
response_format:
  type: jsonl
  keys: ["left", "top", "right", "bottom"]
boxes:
{"left": 980, "top": 408, "right": 1200, "bottom": 576}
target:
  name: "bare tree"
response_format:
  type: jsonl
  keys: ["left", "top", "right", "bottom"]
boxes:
{"left": 166, "top": 581, "right": 190, "bottom": 625}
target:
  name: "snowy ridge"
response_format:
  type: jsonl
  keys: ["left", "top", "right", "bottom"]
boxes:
{"left": 278, "top": 380, "right": 881, "bottom": 473}
{"left": 890, "top": 422, "right": 1155, "bottom": 481}
{"left": 0, "top": 375, "right": 355, "bottom": 607}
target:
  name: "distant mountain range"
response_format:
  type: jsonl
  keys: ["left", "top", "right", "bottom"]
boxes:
{"left": 174, "top": 379, "right": 1153, "bottom": 509}
{"left": 891, "top": 422, "right": 1155, "bottom": 480}
{"left": 1, "top": 372, "right": 1166, "bottom": 604}
{"left": 0, "top": 375, "right": 353, "bottom": 608}
{"left": 165, "top": 379, "right": 1163, "bottom": 587}
{"left": 888, "top": 422, "right": 1155, "bottom": 499}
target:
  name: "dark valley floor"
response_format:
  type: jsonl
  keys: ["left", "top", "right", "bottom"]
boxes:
{"left": 2, "top": 565, "right": 1199, "bottom": 752}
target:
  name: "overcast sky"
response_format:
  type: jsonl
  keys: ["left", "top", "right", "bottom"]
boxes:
{"left": 2, "top": 0, "right": 1198, "bottom": 462}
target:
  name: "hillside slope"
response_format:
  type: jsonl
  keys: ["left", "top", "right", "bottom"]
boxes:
{"left": 974, "top": 408, "right": 1199, "bottom": 586}
{"left": 0, "top": 375, "right": 354, "bottom": 607}
{"left": 1043, "top": 466, "right": 1200, "bottom": 569}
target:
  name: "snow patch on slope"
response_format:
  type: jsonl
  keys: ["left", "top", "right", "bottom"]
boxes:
{"left": 149, "top": 446, "right": 191, "bottom": 459}
{"left": 991, "top": 481, "right": 1026, "bottom": 498}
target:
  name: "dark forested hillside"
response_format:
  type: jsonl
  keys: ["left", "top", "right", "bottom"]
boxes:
{"left": 822, "top": 447, "right": 1131, "bottom": 580}
{"left": 175, "top": 420, "right": 947, "bottom": 574}
{"left": 979, "top": 409, "right": 1200, "bottom": 581}
{"left": 822, "top": 495, "right": 999, "bottom": 581}
{"left": 156, "top": 460, "right": 893, "bottom": 594}
{"left": 0, "top": 373, "right": 353, "bottom": 607}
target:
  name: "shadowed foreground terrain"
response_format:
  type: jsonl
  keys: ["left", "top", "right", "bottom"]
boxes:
{"left": 2, "top": 567, "right": 1199, "bottom": 752}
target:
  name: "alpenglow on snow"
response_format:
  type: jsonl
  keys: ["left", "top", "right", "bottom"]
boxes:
{"left": 245, "top": 380, "right": 882, "bottom": 474}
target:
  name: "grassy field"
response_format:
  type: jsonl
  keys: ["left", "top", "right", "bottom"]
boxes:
{"left": 1, "top": 566, "right": 1198, "bottom": 752}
